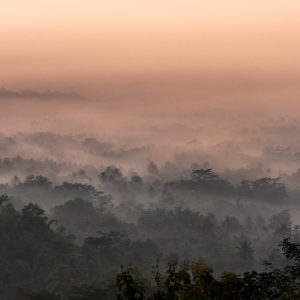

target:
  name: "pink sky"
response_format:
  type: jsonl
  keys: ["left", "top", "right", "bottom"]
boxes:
{"left": 0, "top": 1, "right": 300, "bottom": 137}
{"left": 1, "top": 1, "right": 299, "bottom": 92}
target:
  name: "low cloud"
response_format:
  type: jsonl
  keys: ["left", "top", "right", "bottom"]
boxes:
{"left": 0, "top": 87, "right": 84, "bottom": 100}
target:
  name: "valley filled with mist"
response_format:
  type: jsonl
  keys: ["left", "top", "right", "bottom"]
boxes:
{"left": 2, "top": 0, "right": 300, "bottom": 297}
{"left": 1, "top": 90, "right": 300, "bottom": 298}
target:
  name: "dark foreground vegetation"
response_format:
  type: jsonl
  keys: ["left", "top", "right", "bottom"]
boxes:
{"left": 0, "top": 195, "right": 299, "bottom": 299}
{"left": 25, "top": 240, "right": 300, "bottom": 300}
{"left": 1, "top": 164, "right": 300, "bottom": 299}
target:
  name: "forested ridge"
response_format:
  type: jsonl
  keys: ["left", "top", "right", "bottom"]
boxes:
{"left": 0, "top": 164, "right": 300, "bottom": 299}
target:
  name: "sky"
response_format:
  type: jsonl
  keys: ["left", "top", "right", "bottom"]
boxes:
{"left": 1, "top": 1, "right": 300, "bottom": 136}
{"left": 1, "top": 1, "right": 300, "bottom": 91}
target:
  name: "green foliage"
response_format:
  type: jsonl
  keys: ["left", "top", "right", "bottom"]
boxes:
{"left": 116, "top": 266, "right": 145, "bottom": 300}
{"left": 52, "top": 198, "right": 124, "bottom": 241}
{"left": 0, "top": 199, "right": 85, "bottom": 299}
{"left": 0, "top": 162, "right": 298, "bottom": 300}
{"left": 238, "top": 177, "right": 287, "bottom": 203}
{"left": 115, "top": 238, "right": 300, "bottom": 299}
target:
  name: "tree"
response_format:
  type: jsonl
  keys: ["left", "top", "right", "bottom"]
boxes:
{"left": 99, "top": 166, "right": 124, "bottom": 183}
{"left": 116, "top": 266, "right": 145, "bottom": 300}
{"left": 148, "top": 162, "right": 159, "bottom": 176}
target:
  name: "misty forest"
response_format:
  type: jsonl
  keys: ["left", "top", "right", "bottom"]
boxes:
{"left": 1, "top": 127, "right": 300, "bottom": 299}
{"left": 2, "top": 0, "right": 300, "bottom": 299}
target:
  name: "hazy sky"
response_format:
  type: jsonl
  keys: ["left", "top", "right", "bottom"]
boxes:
{"left": 2, "top": 1, "right": 300, "bottom": 179}
{"left": 1, "top": 0, "right": 300, "bottom": 94}
{"left": 1, "top": 0, "right": 300, "bottom": 140}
